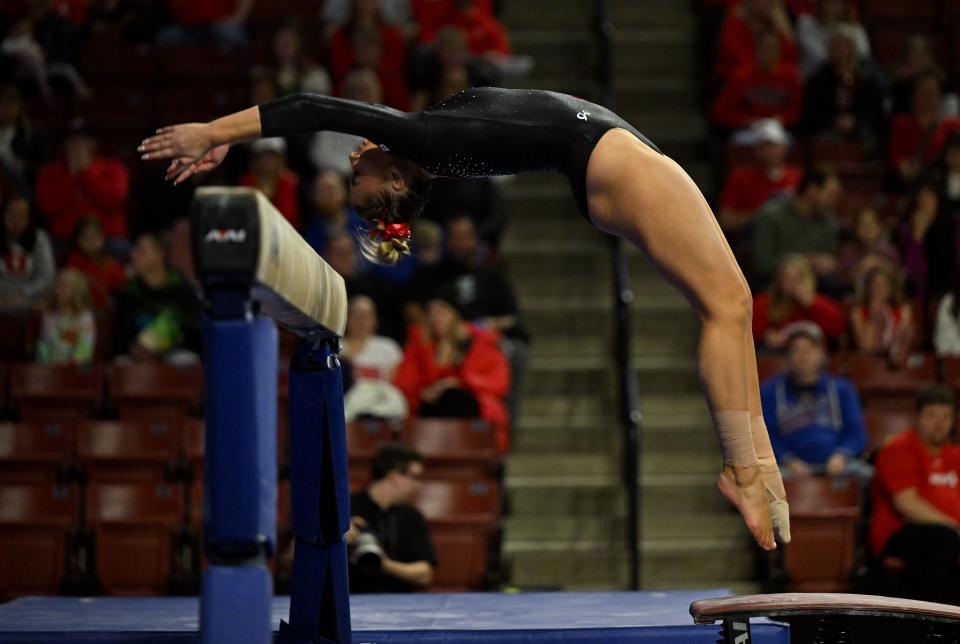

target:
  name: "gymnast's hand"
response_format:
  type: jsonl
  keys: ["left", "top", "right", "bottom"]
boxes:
{"left": 138, "top": 124, "right": 228, "bottom": 184}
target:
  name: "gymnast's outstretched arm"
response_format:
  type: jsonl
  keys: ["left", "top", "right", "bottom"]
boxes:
{"left": 139, "top": 93, "right": 426, "bottom": 184}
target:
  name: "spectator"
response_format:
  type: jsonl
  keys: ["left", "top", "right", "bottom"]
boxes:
{"left": 410, "top": 216, "right": 530, "bottom": 422}
{"left": 36, "top": 268, "right": 95, "bottom": 364}
{"left": 269, "top": 19, "right": 332, "bottom": 97}
{"left": 796, "top": 0, "right": 870, "bottom": 79}
{"left": 342, "top": 295, "right": 408, "bottom": 422}
{"left": 323, "top": 231, "right": 405, "bottom": 342}
{"left": 324, "top": 0, "right": 414, "bottom": 33}
{"left": 849, "top": 265, "right": 914, "bottom": 367}
{"left": 311, "top": 69, "right": 383, "bottom": 177}
{"left": 938, "top": 133, "right": 960, "bottom": 214}
{"left": 761, "top": 321, "right": 870, "bottom": 479}
{"left": 1, "top": 13, "right": 89, "bottom": 97}
{"left": 156, "top": 0, "right": 253, "bottom": 48}
{"left": 327, "top": 1, "right": 409, "bottom": 110}
{"left": 394, "top": 285, "right": 510, "bottom": 451}
{"left": 753, "top": 254, "right": 846, "bottom": 350}
{"left": 0, "top": 84, "right": 47, "bottom": 190}
{"left": 35, "top": 118, "right": 130, "bottom": 256}
{"left": 416, "top": 0, "right": 507, "bottom": 56}
{"left": 714, "top": 0, "right": 797, "bottom": 82}
{"left": 751, "top": 169, "right": 841, "bottom": 290}
{"left": 347, "top": 442, "right": 435, "bottom": 593}
{"left": 933, "top": 264, "right": 960, "bottom": 358}
{"left": 897, "top": 178, "right": 956, "bottom": 300}
{"left": 802, "top": 26, "right": 886, "bottom": 146}
{"left": 64, "top": 217, "right": 127, "bottom": 309}
{"left": 302, "top": 171, "right": 364, "bottom": 255}
{"left": 870, "top": 385, "right": 960, "bottom": 604}
{"left": 409, "top": 26, "right": 496, "bottom": 111}
{"left": 719, "top": 119, "right": 802, "bottom": 237}
{"left": 888, "top": 73, "right": 960, "bottom": 190}
{"left": 0, "top": 194, "right": 54, "bottom": 312}
{"left": 113, "top": 232, "right": 201, "bottom": 363}
{"left": 711, "top": 30, "right": 803, "bottom": 130}
{"left": 889, "top": 36, "right": 951, "bottom": 116}
{"left": 835, "top": 207, "right": 900, "bottom": 293}
{"left": 239, "top": 138, "right": 301, "bottom": 230}
{"left": 403, "top": 219, "right": 443, "bottom": 326}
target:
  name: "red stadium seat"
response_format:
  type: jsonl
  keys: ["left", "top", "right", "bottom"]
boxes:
{"left": 109, "top": 362, "right": 203, "bottom": 421}
{"left": 78, "top": 420, "right": 179, "bottom": 483}
{"left": 0, "top": 314, "right": 35, "bottom": 361}
{"left": 0, "top": 484, "right": 80, "bottom": 598}
{"left": 942, "top": 356, "right": 960, "bottom": 391}
{"left": 402, "top": 418, "right": 500, "bottom": 480}
{"left": 414, "top": 480, "right": 501, "bottom": 591}
{"left": 840, "top": 352, "right": 936, "bottom": 410}
{"left": 782, "top": 476, "right": 862, "bottom": 592}
{"left": 86, "top": 482, "right": 184, "bottom": 595}
{"left": 181, "top": 418, "right": 204, "bottom": 480}
{"left": 0, "top": 421, "right": 75, "bottom": 484}
{"left": 10, "top": 363, "right": 103, "bottom": 421}
{"left": 756, "top": 354, "right": 786, "bottom": 384}
{"left": 863, "top": 407, "right": 914, "bottom": 452}
{"left": 346, "top": 418, "right": 396, "bottom": 472}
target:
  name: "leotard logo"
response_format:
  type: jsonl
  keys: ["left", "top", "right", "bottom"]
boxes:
{"left": 577, "top": 110, "right": 590, "bottom": 121}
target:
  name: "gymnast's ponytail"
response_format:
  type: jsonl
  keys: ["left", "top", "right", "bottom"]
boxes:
{"left": 356, "top": 170, "right": 433, "bottom": 265}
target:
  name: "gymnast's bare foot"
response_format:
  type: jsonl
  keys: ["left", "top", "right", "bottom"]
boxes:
{"left": 717, "top": 464, "right": 776, "bottom": 551}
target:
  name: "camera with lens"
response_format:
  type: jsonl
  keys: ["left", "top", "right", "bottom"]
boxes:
{"left": 349, "top": 525, "right": 384, "bottom": 574}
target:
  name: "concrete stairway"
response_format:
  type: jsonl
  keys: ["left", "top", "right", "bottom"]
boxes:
{"left": 495, "top": 1, "right": 760, "bottom": 592}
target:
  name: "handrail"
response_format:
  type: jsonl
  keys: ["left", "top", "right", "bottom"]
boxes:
{"left": 591, "top": 0, "right": 642, "bottom": 591}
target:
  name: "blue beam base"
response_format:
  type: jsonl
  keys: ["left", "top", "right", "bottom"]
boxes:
{"left": 200, "top": 565, "right": 273, "bottom": 644}
{"left": 279, "top": 335, "right": 351, "bottom": 644}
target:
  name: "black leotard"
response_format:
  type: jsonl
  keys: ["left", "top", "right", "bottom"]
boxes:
{"left": 258, "top": 86, "right": 661, "bottom": 220}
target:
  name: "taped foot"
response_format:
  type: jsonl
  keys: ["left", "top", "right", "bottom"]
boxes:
{"left": 717, "top": 465, "right": 776, "bottom": 551}
{"left": 758, "top": 456, "right": 791, "bottom": 544}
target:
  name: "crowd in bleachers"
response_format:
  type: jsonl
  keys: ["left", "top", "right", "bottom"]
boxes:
{"left": 0, "top": 0, "right": 527, "bottom": 599}
{"left": 700, "top": 0, "right": 960, "bottom": 604}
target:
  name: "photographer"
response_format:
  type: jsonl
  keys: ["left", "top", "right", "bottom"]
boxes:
{"left": 347, "top": 443, "right": 436, "bottom": 593}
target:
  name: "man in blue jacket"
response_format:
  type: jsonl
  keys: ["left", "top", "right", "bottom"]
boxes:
{"left": 761, "top": 322, "right": 871, "bottom": 479}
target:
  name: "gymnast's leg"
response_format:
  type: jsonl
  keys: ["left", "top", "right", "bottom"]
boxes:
{"left": 585, "top": 129, "right": 779, "bottom": 550}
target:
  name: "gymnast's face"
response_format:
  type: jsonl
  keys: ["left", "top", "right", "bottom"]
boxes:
{"left": 349, "top": 139, "right": 404, "bottom": 212}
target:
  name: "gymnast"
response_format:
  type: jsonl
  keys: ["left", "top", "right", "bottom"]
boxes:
{"left": 139, "top": 86, "right": 790, "bottom": 551}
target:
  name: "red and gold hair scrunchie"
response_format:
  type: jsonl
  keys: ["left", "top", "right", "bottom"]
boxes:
{"left": 370, "top": 219, "right": 411, "bottom": 242}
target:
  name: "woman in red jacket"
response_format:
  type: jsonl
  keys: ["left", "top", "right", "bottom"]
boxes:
{"left": 393, "top": 289, "right": 510, "bottom": 452}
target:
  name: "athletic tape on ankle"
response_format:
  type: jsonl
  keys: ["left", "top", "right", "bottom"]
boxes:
{"left": 715, "top": 410, "right": 757, "bottom": 466}
{"left": 752, "top": 414, "right": 791, "bottom": 542}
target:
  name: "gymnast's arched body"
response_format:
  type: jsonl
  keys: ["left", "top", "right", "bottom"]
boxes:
{"left": 139, "top": 86, "right": 790, "bottom": 551}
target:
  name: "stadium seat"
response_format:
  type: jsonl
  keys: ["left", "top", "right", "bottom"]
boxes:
{"left": 755, "top": 354, "right": 786, "bottom": 384}
{"left": 109, "top": 362, "right": 202, "bottom": 421}
{"left": 942, "top": 356, "right": 960, "bottom": 391}
{"left": 346, "top": 418, "right": 396, "bottom": 471}
{"left": 414, "top": 480, "right": 501, "bottom": 591}
{"left": 86, "top": 482, "right": 184, "bottom": 595}
{"left": 0, "top": 313, "right": 31, "bottom": 361}
{"left": 78, "top": 420, "right": 179, "bottom": 483}
{"left": 782, "top": 476, "right": 862, "bottom": 592}
{"left": 0, "top": 484, "right": 80, "bottom": 598}
{"left": 0, "top": 421, "right": 75, "bottom": 484}
{"left": 863, "top": 407, "right": 914, "bottom": 452}
{"left": 80, "top": 41, "right": 159, "bottom": 85}
{"left": 402, "top": 418, "right": 500, "bottom": 480}
{"left": 181, "top": 418, "right": 204, "bottom": 481}
{"left": 0, "top": 361, "right": 8, "bottom": 414}
{"left": 10, "top": 363, "right": 103, "bottom": 420}
{"left": 840, "top": 352, "right": 936, "bottom": 410}
{"left": 160, "top": 45, "right": 249, "bottom": 83}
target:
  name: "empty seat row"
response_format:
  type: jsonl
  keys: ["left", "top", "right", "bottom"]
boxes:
{"left": 0, "top": 478, "right": 500, "bottom": 598}
{"left": 0, "top": 362, "right": 203, "bottom": 421}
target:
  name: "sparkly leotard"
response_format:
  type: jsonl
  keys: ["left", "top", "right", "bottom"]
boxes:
{"left": 258, "top": 87, "right": 661, "bottom": 220}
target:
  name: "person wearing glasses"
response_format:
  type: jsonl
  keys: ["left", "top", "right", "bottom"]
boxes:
{"left": 346, "top": 442, "right": 436, "bottom": 593}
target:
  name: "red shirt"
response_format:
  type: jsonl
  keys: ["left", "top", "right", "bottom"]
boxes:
{"left": 327, "top": 24, "right": 410, "bottom": 110}
{"left": 65, "top": 252, "right": 127, "bottom": 309}
{"left": 871, "top": 429, "right": 960, "bottom": 555}
{"left": 35, "top": 158, "right": 130, "bottom": 240}
{"left": 887, "top": 114, "right": 960, "bottom": 170}
{"left": 714, "top": 9, "right": 797, "bottom": 80}
{"left": 166, "top": 0, "right": 235, "bottom": 26}
{"left": 239, "top": 171, "right": 301, "bottom": 231}
{"left": 393, "top": 323, "right": 511, "bottom": 452}
{"left": 422, "top": 7, "right": 511, "bottom": 55}
{"left": 720, "top": 165, "right": 802, "bottom": 213}
{"left": 412, "top": 0, "right": 495, "bottom": 42}
{"left": 711, "top": 63, "right": 803, "bottom": 129}
{"left": 752, "top": 292, "right": 847, "bottom": 342}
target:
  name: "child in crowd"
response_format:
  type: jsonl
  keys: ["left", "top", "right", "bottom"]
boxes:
{"left": 36, "top": 268, "right": 95, "bottom": 364}
{"left": 849, "top": 264, "right": 914, "bottom": 366}
{"left": 64, "top": 217, "right": 127, "bottom": 308}
{"left": 0, "top": 195, "right": 54, "bottom": 312}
